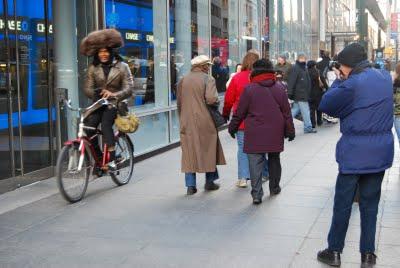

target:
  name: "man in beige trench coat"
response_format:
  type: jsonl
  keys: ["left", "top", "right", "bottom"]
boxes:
{"left": 177, "top": 55, "right": 226, "bottom": 195}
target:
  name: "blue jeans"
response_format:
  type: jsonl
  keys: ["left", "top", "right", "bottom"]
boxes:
{"left": 327, "top": 172, "right": 384, "bottom": 253}
{"left": 185, "top": 169, "right": 219, "bottom": 187}
{"left": 291, "top": 101, "right": 313, "bottom": 132}
{"left": 394, "top": 116, "right": 400, "bottom": 143}
{"left": 236, "top": 131, "right": 268, "bottom": 179}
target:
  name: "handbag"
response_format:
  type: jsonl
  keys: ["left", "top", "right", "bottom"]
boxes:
{"left": 114, "top": 101, "right": 140, "bottom": 133}
{"left": 203, "top": 75, "right": 226, "bottom": 129}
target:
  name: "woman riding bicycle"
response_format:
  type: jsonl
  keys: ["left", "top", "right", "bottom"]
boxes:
{"left": 80, "top": 29, "right": 134, "bottom": 165}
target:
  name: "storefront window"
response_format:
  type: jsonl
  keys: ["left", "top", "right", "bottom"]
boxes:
{"left": 210, "top": 0, "right": 238, "bottom": 93}
{"left": 269, "top": 0, "right": 314, "bottom": 62}
{"left": 239, "top": 0, "right": 260, "bottom": 59}
{"left": 105, "top": 0, "right": 168, "bottom": 111}
{"left": 0, "top": 0, "right": 53, "bottom": 180}
{"left": 169, "top": 0, "right": 210, "bottom": 101}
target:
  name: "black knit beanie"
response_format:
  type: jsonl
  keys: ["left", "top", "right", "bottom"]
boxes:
{"left": 250, "top": 59, "right": 275, "bottom": 78}
{"left": 337, "top": 43, "right": 367, "bottom": 68}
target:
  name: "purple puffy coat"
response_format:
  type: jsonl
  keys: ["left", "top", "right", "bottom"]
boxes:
{"left": 229, "top": 76, "right": 295, "bottom": 153}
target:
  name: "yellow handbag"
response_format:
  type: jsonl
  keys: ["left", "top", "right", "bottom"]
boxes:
{"left": 115, "top": 113, "right": 140, "bottom": 133}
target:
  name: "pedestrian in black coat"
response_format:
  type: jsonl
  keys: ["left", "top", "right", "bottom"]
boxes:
{"left": 287, "top": 53, "right": 315, "bottom": 133}
{"left": 307, "top": 60, "right": 324, "bottom": 128}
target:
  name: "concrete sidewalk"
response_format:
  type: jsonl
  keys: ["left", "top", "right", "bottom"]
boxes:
{"left": 0, "top": 121, "right": 399, "bottom": 267}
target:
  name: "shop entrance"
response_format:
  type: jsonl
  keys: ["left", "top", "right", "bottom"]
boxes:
{"left": 0, "top": 0, "right": 54, "bottom": 193}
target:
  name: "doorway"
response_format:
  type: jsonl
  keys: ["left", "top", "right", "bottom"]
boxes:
{"left": 0, "top": 0, "right": 54, "bottom": 193}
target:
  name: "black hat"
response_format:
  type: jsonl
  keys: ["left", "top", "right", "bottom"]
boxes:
{"left": 250, "top": 59, "right": 275, "bottom": 78}
{"left": 307, "top": 60, "right": 317, "bottom": 68}
{"left": 337, "top": 43, "right": 367, "bottom": 68}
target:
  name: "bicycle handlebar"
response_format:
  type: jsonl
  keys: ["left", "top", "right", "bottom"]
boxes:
{"left": 63, "top": 98, "right": 117, "bottom": 113}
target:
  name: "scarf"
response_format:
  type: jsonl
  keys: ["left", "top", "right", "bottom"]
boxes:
{"left": 251, "top": 73, "right": 276, "bottom": 83}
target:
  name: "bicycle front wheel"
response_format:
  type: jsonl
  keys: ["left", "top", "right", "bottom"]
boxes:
{"left": 56, "top": 144, "right": 91, "bottom": 203}
{"left": 110, "top": 134, "right": 134, "bottom": 186}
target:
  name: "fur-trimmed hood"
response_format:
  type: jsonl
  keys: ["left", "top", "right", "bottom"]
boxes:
{"left": 80, "top": 28, "right": 124, "bottom": 56}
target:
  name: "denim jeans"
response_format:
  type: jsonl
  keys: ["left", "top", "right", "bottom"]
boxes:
{"left": 236, "top": 131, "right": 268, "bottom": 179}
{"left": 327, "top": 172, "right": 384, "bottom": 253}
{"left": 185, "top": 169, "right": 219, "bottom": 187}
{"left": 394, "top": 116, "right": 400, "bottom": 143}
{"left": 291, "top": 101, "right": 313, "bottom": 132}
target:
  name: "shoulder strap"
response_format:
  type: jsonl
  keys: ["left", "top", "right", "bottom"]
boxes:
{"left": 203, "top": 73, "right": 209, "bottom": 100}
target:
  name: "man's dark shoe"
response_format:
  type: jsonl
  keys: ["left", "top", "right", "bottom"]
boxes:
{"left": 187, "top": 187, "right": 197, "bottom": 195}
{"left": 317, "top": 248, "right": 341, "bottom": 267}
{"left": 305, "top": 129, "right": 318, "bottom": 134}
{"left": 204, "top": 182, "right": 220, "bottom": 191}
{"left": 270, "top": 186, "right": 281, "bottom": 195}
{"left": 361, "top": 253, "right": 377, "bottom": 267}
{"left": 253, "top": 198, "right": 262, "bottom": 205}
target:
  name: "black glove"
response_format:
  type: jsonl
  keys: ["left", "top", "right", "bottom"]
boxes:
{"left": 287, "top": 133, "right": 295, "bottom": 142}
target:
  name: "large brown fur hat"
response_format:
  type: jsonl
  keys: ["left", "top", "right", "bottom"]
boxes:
{"left": 80, "top": 28, "right": 124, "bottom": 56}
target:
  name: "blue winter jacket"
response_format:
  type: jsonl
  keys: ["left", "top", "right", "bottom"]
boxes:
{"left": 319, "top": 61, "right": 394, "bottom": 174}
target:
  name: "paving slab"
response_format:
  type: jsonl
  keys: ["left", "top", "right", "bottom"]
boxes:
{"left": 0, "top": 122, "right": 399, "bottom": 267}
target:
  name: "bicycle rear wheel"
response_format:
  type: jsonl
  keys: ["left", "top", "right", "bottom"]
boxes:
{"left": 110, "top": 134, "right": 134, "bottom": 186}
{"left": 56, "top": 144, "right": 91, "bottom": 203}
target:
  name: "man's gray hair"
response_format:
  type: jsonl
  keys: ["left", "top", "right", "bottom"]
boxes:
{"left": 297, "top": 52, "right": 306, "bottom": 59}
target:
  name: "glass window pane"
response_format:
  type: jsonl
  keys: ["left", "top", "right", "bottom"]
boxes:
{"left": 240, "top": 0, "right": 260, "bottom": 58}
{"left": 130, "top": 112, "right": 169, "bottom": 155}
{"left": 169, "top": 0, "right": 210, "bottom": 102}
{"left": 170, "top": 109, "right": 179, "bottom": 142}
{"left": 211, "top": 0, "right": 238, "bottom": 93}
{"left": 105, "top": 0, "right": 168, "bottom": 111}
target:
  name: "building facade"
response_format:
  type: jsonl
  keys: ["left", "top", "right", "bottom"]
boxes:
{"left": 267, "top": 0, "right": 317, "bottom": 62}
{"left": 0, "top": 0, "right": 318, "bottom": 193}
{"left": 323, "top": 0, "right": 387, "bottom": 59}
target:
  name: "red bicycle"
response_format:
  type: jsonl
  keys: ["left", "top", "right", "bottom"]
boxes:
{"left": 56, "top": 97, "right": 134, "bottom": 203}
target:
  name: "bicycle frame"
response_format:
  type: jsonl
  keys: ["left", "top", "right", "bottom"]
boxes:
{"left": 62, "top": 98, "right": 120, "bottom": 172}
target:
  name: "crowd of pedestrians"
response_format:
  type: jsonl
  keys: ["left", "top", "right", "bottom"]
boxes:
{"left": 176, "top": 43, "right": 396, "bottom": 267}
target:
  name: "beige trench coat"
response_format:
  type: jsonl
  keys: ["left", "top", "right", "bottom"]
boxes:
{"left": 177, "top": 67, "right": 226, "bottom": 173}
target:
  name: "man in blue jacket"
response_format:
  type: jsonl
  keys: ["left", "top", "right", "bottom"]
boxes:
{"left": 317, "top": 43, "right": 394, "bottom": 267}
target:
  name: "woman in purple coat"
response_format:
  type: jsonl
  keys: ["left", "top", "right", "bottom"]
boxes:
{"left": 229, "top": 59, "right": 295, "bottom": 204}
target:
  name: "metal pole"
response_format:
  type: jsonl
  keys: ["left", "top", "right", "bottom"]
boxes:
{"left": 356, "top": 0, "right": 367, "bottom": 50}
{"left": 396, "top": 0, "right": 399, "bottom": 63}
{"left": 3, "top": 0, "right": 16, "bottom": 178}
{"left": 13, "top": 0, "right": 24, "bottom": 175}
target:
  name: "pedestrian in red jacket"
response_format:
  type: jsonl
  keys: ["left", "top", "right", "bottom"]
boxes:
{"left": 223, "top": 51, "right": 268, "bottom": 188}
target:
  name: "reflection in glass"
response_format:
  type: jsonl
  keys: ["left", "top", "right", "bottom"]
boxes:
{"left": 169, "top": 0, "right": 210, "bottom": 101}
{"left": 211, "top": 0, "right": 230, "bottom": 93}
{"left": 131, "top": 112, "right": 169, "bottom": 155}
{"left": 240, "top": 0, "right": 260, "bottom": 58}
{"left": 105, "top": 0, "right": 168, "bottom": 110}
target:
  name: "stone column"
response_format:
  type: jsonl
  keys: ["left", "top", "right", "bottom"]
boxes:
{"left": 53, "top": 0, "right": 79, "bottom": 140}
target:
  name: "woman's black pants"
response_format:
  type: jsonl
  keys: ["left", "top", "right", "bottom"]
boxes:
{"left": 84, "top": 106, "right": 117, "bottom": 154}
{"left": 309, "top": 100, "right": 322, "bottom": 128}
{"left": 248, "top": 152, "right": 281, "bottom": 199}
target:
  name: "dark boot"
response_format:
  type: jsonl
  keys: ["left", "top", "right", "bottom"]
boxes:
{"left": 204, "top": 181, "right": 220, "bottom": 191}
{"left": 361, "top": 253, "right": 377, "bottom": 267}
{"left": 253, "top": 198, "right": 262, "bottom": 205}
{"left": 187, "top": 186, "right": 198, "bottom": 195}
{"left": 270, "top": 186, "right": 281, "bottom": 195}
{"left": 317, "top": 248, "right": 341, "bottom": 267}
